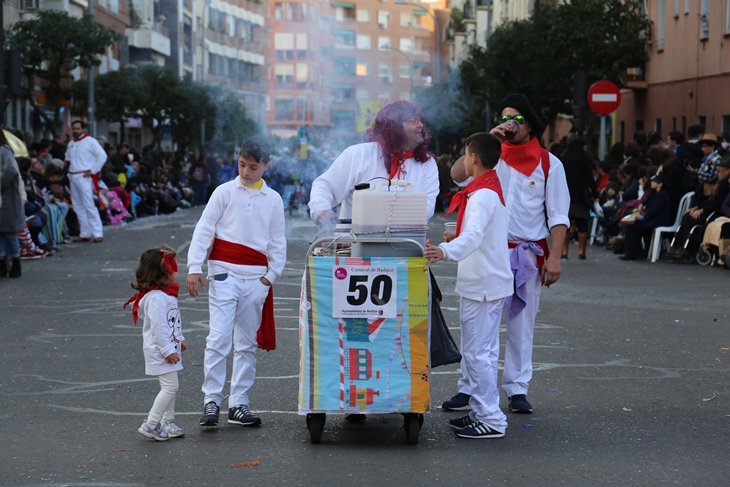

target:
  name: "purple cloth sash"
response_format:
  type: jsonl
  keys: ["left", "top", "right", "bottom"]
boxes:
{"left": 505, "top": 242, "right": 544, "bottom": 321}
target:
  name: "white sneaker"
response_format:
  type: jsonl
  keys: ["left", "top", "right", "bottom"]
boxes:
{"left": 161, "top": 420, "right": 185, "bottom": 438}
{"left": 138, "top": 421, "right": 169, "bottom": 441}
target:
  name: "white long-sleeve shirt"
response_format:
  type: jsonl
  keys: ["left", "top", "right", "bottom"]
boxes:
{"left": 187, "top": 177, "right": 286, "bottom": 284}
{"left": 438, "top": 189, "right": 513, "bottom": 301}
{"left": 138, "top": 290, "right": 184, "bottom": 376}
{"left": 65, "top": 134, "right": 107, "bottom": 174}
{"left": 495, "top": 152, "right": 570, "bottom": 242}
{"left": 308, "top": 142, "right": 440, "bottom": 222}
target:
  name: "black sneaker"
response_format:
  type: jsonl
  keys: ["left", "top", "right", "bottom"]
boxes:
{"left": 508, "top": 394, "right": 533, "bottom": 413}
{"left": 455, "top": 421, "right": 505, "bottom": 439}
{"left": 228, "top": 405, "right": 261, "bottom": 426}
{"left": 441, "top": 392, "right": 472, "bottom": 411}
{"left": 449, "top": 414, "right": 475, "bottom": 429}
{"left": 200, "top": 401, "right": 220, "bottom": 426}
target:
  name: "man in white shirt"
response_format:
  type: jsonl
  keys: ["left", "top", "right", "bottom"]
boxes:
{"left": 308, "top": 100, "right": 440, "bottom": 224}
{"left": 65, "top": 120, "right": 108, "bottom": 242}
{"left": 447, "top": 93, "right": 570, "bottom": 415}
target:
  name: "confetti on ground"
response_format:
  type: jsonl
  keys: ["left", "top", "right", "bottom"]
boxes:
{"left": 642, "top": 433, "right": 652, "bottom": 437}
{"left": 196, "top": 334, "right": 201, "bottom": 338}
{"left": 80, "top": 476, "right": 88, "bottom": 479}
{"left": 703, "top": 394, "right": 716, "bottom": 402}
{"left": 623, "top": 408, "right": 632, "bottom": 411}
{"left": 523, "top": 424, "right": 532, "bottom": 428}
{"left": 615, "top": 354, "right": 620, "bottom": 357}
{"left": 566, "top": 405, "right": 579, "bottom": 408}
{"left": 42, "top": 322, "right": 50, "bottom": 326}
{"left": 721, "top": 348, "right": 729, "bottom": 351}
{"left": 192, "top": 363, "right": 203, "bottom": 366}
{"left": 714, "top": 318, "right": 721, "bottom": 322}
{"left": 112, "top": 446, "right": 135, "bottom": 453}
{"left": 230, "top": 460, "right": 260, "bottom": 468}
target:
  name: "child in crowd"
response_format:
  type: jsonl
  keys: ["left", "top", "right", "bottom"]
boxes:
{"left": 125, "top": 245, "right": 186, "bottom": 441}
{"left": 425, "top": 133, "right": 512, "bottom": 439}
{"left": 187, "top": 137, "right": 286, "bottom": 428}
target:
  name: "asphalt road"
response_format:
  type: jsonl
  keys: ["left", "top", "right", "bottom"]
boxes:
{"left": 2, "top": 206, "right": 730, "bottom": 486}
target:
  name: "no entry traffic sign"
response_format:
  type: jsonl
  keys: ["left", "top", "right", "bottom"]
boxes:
{"left": 587, "top": 80, "right": 621, "bottom": 115}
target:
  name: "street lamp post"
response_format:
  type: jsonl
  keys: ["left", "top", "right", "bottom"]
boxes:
{"left": 395, "top": 0, "right": 440, "bottom": 84}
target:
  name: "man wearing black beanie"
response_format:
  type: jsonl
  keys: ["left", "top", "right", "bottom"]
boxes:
{"left": 446, "top": 93, "right": 570, "bottom": 418}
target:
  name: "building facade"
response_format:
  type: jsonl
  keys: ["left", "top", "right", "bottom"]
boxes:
{"left": 615, "top": 0, "right": 730, "bottom": 141}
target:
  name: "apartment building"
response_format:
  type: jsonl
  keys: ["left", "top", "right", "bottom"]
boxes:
{"left": 615, "top": 0, "right": 730, "bottom": 141}
{"left": 266, "top": 0, "right": 334, "bottom": 138}
{"left": 330, "top": 0, "right": 437, "bottom": 136}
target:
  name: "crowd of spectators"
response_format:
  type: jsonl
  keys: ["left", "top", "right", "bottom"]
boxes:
{"left": 557, "top": 125, "right": 730, "bottom": 267}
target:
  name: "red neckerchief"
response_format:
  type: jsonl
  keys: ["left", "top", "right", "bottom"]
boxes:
{"left": 501, "top": 136, "right": 543, "bottom": 177}
{"left": 124, "top": 283, "right": 180, "bottom": 325}
{"left": 209, "top": 238, "right": 276, "bottom": 351}
{"left": 389, "top": 149, "right": 415, "bottom": 179}
{"left": 446, "top": 170, "right": 504, "bottom": 237}
{"left": 74, "top": 133, "right": 89, "bottom": 143}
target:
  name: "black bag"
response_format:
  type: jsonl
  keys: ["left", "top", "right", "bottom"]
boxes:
{"left": 429, "top": 270, "right": 462, "bottom": 368}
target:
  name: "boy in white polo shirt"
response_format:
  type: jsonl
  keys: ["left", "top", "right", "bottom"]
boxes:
{"left": 425, "top": 133, "right": 512, "bottom": 439}
{"left": 187, "top": 137, "right": 286, "bottom": 428}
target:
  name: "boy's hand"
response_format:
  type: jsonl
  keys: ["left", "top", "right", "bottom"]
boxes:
{"left": 181, "top": 340, "right": 188, "bottom": 352}
{"left": 443, "top": 231, "right": 456, "bottom": 243}
{"left": 186, "top": 273, "right": 205, "bottom": 297}
{"left": 424, "top": 244, "right": 445, "bottom": 263}
{"left": 260, "top": 277, "right": 271, "bottom": 287}
{"left": 165, "top": 353, "right": 181, "bottom": 364}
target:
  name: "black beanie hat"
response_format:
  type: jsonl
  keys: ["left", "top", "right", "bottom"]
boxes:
{"left": 499, "top": 93, "right": 545, "bottom": 136}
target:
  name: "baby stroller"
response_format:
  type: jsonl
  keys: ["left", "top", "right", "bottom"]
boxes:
{"left": 671, "top": 210, "right": 719, "bottom": 265}
{"left": 696, "top": 218, "right": 730, "bottom": 266}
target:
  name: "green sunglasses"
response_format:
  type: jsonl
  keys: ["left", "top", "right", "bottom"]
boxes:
{"left": 501, "top": 115, "right": 527, "bottom": 125}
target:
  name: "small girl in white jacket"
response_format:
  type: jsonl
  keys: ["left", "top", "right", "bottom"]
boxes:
{"left": 125, "top": 245, "right": 187, "bottom": 441}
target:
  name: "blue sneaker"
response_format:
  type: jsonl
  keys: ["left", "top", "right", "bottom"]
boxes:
{"left": 442, "top": 392, "right": 472, "bottom": 411}
{"left": 508, "top": 394, "right": 533, "bottom": 413}
{"left": 449, "top": 413, "right": 475, "bottom": 429}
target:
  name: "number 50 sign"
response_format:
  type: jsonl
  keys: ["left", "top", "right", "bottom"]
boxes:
{"left": 332, "top": 266, "right": 397, "bottom": 318}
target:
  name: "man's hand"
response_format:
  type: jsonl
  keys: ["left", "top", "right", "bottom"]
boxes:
{"left": 180, "top": 340, "right": 188, "bottom": 352}
{"left": 83, "top": 170, "right": 94, "bottom": 178}
{"left": 424, "top": 243, "right": 444, "bottom": 263}
{"left": 186, "top": 273, "right": 205, "bottom": 297}
{"left": 165, "top": 353, "right": 181, "bottom": 364}
{"left": 683, "top": 206, "right": 697, "bottom": 215}
{"left": 316, "top": 209, "right": 337, "bottom": 225}
{"left": 489, "top": 123, "right": 510, "bottom": 143}
{"left": 443, "top": 231, "right": 456, "bottom": 243}
{"left": 542, "top": 254, "right": 561, "bottom": 287}
{"left": 689, "top": 208, "right": 704, "bottom": 219}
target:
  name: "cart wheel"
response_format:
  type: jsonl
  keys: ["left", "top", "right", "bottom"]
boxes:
{"left": 404, "top": 413, "right": 421, "bottom": 445}
{"left": 307, "top": 413, "right": 326, "bottom": 444}
{"left": 697, "top": 247, "right": 713, "bottom": 266}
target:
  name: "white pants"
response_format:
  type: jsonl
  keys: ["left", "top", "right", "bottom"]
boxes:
{"left": 69, "top": 173, "right": 103, "bottom": 239}
{"left": 147, "top": 371, "right": 179, "bottom": 425}
{"left": 202, "top": 274, "right": 268, "bottom": 408}
{"left": 458, "top": 296, "right": 507, "bottom": 432}
{"left": 458, "top": 246, "right": 542, "bottom": 398}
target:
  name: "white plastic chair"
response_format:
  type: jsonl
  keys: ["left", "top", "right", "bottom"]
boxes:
{"left": 589, "top": 217, "right": 599, "bottom": 245}
{"left": 648, "top": 191, "right": 694, "bottom": 262}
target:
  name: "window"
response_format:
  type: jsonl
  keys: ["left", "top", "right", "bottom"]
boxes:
{"left": 635, "top": 120, "right": 644, "bottom": 132}
{"left": 295, "top": 96, "right": 307, "bottom": 121}
{"left": 378, "top": 91, "right": 391, "bottom": 102}
{"left": 356, "top": 63, "right": 368, "bottom": 76}
{"left": 227, "top": 16, "right": 235, "bottom": 36}
{"left": 296, "top": 33, "right": 308, "bottom": 60}
{"left": 378, "top": 11, "right": 390, "bottom": 28}
{"left": 700, "top": 0, "right": 709, "bottom": 39}
{"left": 275, "top": 64, "right": 294, "bottom": 89}
{"left": 356, "top": 89, "right": 369, "bottom": 100}
{"left": 284, "top": 3, "right": 294, "bottom": 19}
{"left": 698, "top": 115, "right": 706, "bottom": 127}
{"left": 335, "top": 85, "right": 356, "bottom": 101}
{"left": 290, "top": 3, "right": 300, "bottom": 21}
{"left": 357, "top": 8, "right": 370, "bottom": 22}
{"left": 400, "top": 64, "right": 411, "bottom": 78}
{"left": 334, "top": 57, "right": 356, "bottom": 75}
{"left": 109, "top": 0, "right": 118, "bottom": 13}
{"left": 726, "top": 0, "right": 730, "bottom": 33}
{"left": 335, "top": 30, "right": 356, "bottom": 48}
{"left": 674, "top": 0, "right": 679, "bottom": 17}
{"left": 378, "top": 63, "right": 390, "bottom": 77}
{"left": 275, "top": 96, "right": 293, "bottom": 120}
{"left": 302, "top": 3, "right": 308, "bottom": 20}
{"left": 400, "top": 11, "right": 412, "bottom": 27}
{"left": 356, "top": 35, "right": 371, "bottom": 50}
{"left": 672, "top": 117, "right": 677, "bottom": 131}
{"left": 335, "top": 6, "right": 356, "bottom": 21}
{"left": 275, "top": 3, "right": 283, "bottom": 19}
{"left": 619, "top": 121, "right": 625, "bottom": 143}
{"left": 296, "top": 63, "right": 308, "bottom": 89}
{"left": 657, "top": 0, "right": 665, "bottom": 50}
{"left": 655, "top": 118, "right": 662, "bottom": 135}
{"left": 275, "top": 33, "right": 294, "bottom": 61}
{"left": 722, "top": 115, "right": 730, "bottom": 135}
{"left": 378, "top": 37, "right": 390, "bottom": 50}
{"left": 684, "top": 0, "right": 690, "bottom": 14}
{"left": 399, "top": 38, "right": 413, "bottom": 52}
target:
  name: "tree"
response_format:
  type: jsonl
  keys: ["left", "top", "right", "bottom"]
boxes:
{"left": 458, "top": 0, "right": 650, "bottom": 136}
{"left": 95, "top": 68, "right": 140, "bottom": 143}
{"left": 204, "top": 85, "right": 258, "bottom": 152}
{"left": 6, "top": 10, "right": 116, "bottom": 136}
{"left": 129, "top": 64, "right": 180, "bottom": 146}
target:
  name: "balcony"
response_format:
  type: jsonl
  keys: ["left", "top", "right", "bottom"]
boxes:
{"left": 126, "top": 23, "right": 171, "bottom": 56}
{"left": 624, "top": 67, "right": 647, "bottom": 90}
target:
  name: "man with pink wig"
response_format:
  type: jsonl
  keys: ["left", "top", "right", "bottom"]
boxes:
{"left": 308, "top": 101, "right": 440, "bottom": 223}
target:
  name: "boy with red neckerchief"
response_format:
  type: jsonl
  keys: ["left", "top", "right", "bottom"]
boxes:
{"left": 425, "top": 133, "right": 512, "bottom": 439}
{"left": 186, "top": 137, "right": 286, "bottom": 429}
{"left": 125, "top": 245, "right": 186, "bottom": 441}
{"left": 446, "top": 93, "right": 570, "bottom": 416}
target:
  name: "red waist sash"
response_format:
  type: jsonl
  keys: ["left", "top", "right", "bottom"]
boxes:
{"left": 209, "top": 238, "right": 276, "bottom": 351}
{"left": 508, "top": 238, "right": 550, "bottom": 285}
